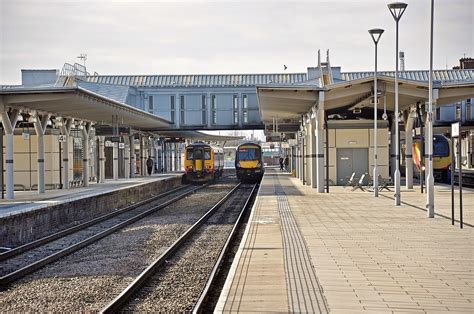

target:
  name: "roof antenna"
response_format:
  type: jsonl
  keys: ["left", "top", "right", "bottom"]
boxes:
{"left": 77, "top": 53, "right": 87, "bottom": 68}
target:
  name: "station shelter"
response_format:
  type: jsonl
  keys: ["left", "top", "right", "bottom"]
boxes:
{"left": 0, "top": 86, "right": 239, "bottom": 200}
{"left": 257, "top": 60, "right": 474, "bottom": 207}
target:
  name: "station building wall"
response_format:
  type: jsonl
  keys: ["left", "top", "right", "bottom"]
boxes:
{"left": 2, "top": 132, "right": 74, "bottom": 190}
{"left": 326, "top": 126, "right": 389, "bottom": 185}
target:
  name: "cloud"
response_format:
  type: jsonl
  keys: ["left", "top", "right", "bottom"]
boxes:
{"left": 1, "top": 0, "right": 472, "bottom": 84}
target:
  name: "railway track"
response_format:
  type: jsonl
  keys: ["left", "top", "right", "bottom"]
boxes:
{"left": 0, "top": 184, "right": 203, "bottom": 288}
{"left": 100, "top": 182, "right": 258, "bottom": 313}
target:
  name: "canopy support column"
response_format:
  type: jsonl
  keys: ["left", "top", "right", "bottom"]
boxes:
{"left": 129, "top": 135, "right": 135, "bottom": 178}
{"left": 59, "top": 118, "right": 73, "bottom": 189}
{"left": 0, "top": 107, "right": 19, "bottom": 199}
{"left": 390, "top": 115, "right": 397, "bottom": 183}
{"left": 124, "top": 136, "right": 130, "bottom": 179}
{"left": 404, "top": 109, "right": 416, "bottom": 189}
{"left": 298, "top": 131, "right": 304, "bottom": 182}
{"left": 98, "top": 136, "right": 105, "bottom": 183}
{"left": 316, "top": 91, "right": 325, "bottom": 193}
{"left": 310, "top": 109, "right": 317, "bottom": 189}
{"left": 113, "top": 141, "right": 119, "bottom": 180}
{"left": 305, "top": 117, "right": 312, "bottom": 186}
{"left": 33, "top": 113, "right": 50, "bottom": 193}
{"left": 81, "top": 122, "right": 92, "bottom": 187}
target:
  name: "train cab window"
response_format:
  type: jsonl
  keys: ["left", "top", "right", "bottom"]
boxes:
{"left": 204, "top": 148, "right": 211, "bottom": 160}
{"left": 238, "top": 147, "right": 260, "bottom": 160}
{"left": 194, "top": 149, "right": 203, "bottom": 160}
{"left": 433, "top": 136, "right": 449, "bottom": 157}
{"left": 186, "top": 149, "right": 194, "bottom": 160}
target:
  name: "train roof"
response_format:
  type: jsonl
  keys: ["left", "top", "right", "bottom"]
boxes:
{"left": 237, "top": 142, "right": 262, "bottom": 149}
{"left": 186, "top": 142, "right": 223, "bottom": 151}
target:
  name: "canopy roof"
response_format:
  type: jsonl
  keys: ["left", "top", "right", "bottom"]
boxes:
{"left": 257, "top": 73, "right": 474, "bottom": 132}
{"left": 0, "top": 86, "right": 171, "bottom": 129}
{"left": 156, "top": 130, "right": 245, "bottom": 141}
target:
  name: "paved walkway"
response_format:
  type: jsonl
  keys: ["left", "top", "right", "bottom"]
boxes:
{"left": 217, "top": 169, "right": 473, "bottom": 313}
{"left": 0, "top": 173, "right": 181, "bottom": 218}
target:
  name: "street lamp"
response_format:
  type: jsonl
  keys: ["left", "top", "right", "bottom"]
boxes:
{"left": 369, "top": 28, "right": 384, "bottom": 197}
{"left": 427, "top": 0, "right": 435, "bottom": 218}
{"left": 388, "top": 1, "right": 407, "bottom": 206}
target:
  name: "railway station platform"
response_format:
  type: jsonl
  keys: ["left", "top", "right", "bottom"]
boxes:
{"left": 217, "top": 168, "right": 473, "bottom": 313}
{"left": 0, "top": 173, "right": 182, "bottom": 218}
{"left": 0, "top": 173, "right": 183, "bottom": 248}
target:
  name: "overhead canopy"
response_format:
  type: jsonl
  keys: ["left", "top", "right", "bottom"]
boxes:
{"left": 257, "top": 74, "right": 474, "bottom": 133}
{"left": 156, "top": 130, "right": 245, "bottom": 141}
{"left": 258, "top": 86, "right": 319, "bottom": 132}
{"left": 0, "top": 86, "right": 171, "bottom": 129}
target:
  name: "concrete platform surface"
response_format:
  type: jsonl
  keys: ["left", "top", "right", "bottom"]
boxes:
{"left": 0, "top": 173, "right": 181, "bottom": 218}
{"left": 217, "top": 169, "right": 473, "bottom": 313}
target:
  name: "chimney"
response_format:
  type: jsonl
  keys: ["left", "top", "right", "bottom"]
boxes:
{"left": 399, "top": 51, "right": 405, "bottom": 71}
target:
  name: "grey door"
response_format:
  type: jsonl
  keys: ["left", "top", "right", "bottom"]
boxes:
{"left": 336, "top": 148, "right": 369, "bottom": 185}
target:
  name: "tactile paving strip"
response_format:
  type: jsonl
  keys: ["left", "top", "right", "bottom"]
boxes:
{"left": 274, "top": 175, "right": 329, "bottom": 314}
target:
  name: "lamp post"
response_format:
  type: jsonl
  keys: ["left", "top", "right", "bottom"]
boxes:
{"left": 427, "top": 0, "right": 435, "bottom": 218}
{"left": 369, "top": 28, "right": 384, "bottom": 197}
{"left": 388, "top": 2, "right": 407, "bottom": 206}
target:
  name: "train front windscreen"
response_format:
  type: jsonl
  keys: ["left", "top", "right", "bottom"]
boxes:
{"left": 237, "top": 147, "right": 261, "bottom": 161}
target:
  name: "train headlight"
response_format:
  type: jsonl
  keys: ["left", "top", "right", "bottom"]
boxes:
{"left": 237, "top": 163, "right": 241, "bottom": 168}
{"left": 256, "top": 162, "right": 261, "bottom": 168}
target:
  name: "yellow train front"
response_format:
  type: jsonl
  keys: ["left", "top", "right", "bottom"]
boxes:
{"left": 183, "top": 142, "right": 224, "bottom": 183}
{"left": 412, "top": 134, "right": 451, "bottom": 182}
{"left": 235, "top": 143, "right": 264, "bottom": 182}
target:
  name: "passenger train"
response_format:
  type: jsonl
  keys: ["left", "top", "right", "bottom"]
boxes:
{"left": 401, "top": 134, "right": 451, "bottom": 182}
{"left": 183, "top": 142, "right": 224, "bottom": 183}
{"left": 235, "top": 142, "right": 264, "bottom": 182}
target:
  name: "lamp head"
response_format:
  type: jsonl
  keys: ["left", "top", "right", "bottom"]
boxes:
{"left": 368, "top": 28, "right": 384, "bottom": 44}
{"left": 388, "top": 2, "right": 407, "bottom": 22}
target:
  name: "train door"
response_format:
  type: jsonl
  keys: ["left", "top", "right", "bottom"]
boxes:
{"left": 336, "top": 148, "right": 368, "bottom": 185}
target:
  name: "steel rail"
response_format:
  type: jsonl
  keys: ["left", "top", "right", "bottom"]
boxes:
{"left": 0, "top": 185, "right": 203, "bottom": 288}
{"left": 100, "top": 183, "right": 242, "bottom": 314}
{"left": 192, "top": 183, "right": 259, "bottom": 314}
{"left": 0, "top": 185, "right": 190, "bottom": 262}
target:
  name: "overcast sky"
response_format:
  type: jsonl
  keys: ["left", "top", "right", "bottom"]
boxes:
{"left": 1, "top": 0, "right": 472, "bottom": 85}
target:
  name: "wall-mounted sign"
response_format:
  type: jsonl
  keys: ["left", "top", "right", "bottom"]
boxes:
{"left": 58, "top": 135, "right": 67, "bottom": 143}
{"left": 451, "top": 122, "right": 460, "bottom": 138}
{"left": 95, "top": 126, "right": 131, "bottom": 136}
{"left": 163, "top": 137, "right": 185, "bottom": 143}
{"left": 266, "top": 136, "right": 281, "bottom": 142}
{"left": 105, "top": 140, "right": 114, "bottom": 147}
{"left": 119, "top": 143, "right": 125, "bottom": 149}
{"left": 22, "top": 132, "right": 30, "bottom": 140}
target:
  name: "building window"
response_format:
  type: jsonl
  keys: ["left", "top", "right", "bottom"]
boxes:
{"left": 180, "top": 95, "right": 185, "bottom": 125}
{"left": 467, "top": 102, "right": 472, "bottom": 121}
{"left": 148, "top": 95, "right": 154, "bottom": 113}
{"left": 436, "top": 107, "right": 441, "bottom": 121}
{"left": 170, "top": 95, "right": 175, "bottom": 124}
{"left": 202, "top": 95, "right": 207, "bottom": 125}
{"left": 211, "top": 95, "right": 217, "bottom": 125}
{"left": 243, "top": 94, "right": 249, "bottom": 123}
{"left": 233, "top": 95, "right": 238, "bottom": 124}
{"left": 455, "top": 103, "right": 462, "bottom": 121}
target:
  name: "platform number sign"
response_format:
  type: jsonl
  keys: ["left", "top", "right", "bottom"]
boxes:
{"left": 451, "top": 122, "right": 460, "bottom": 138}
{"left": 58, "top": 135, "right": 67, "bottom": 143}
